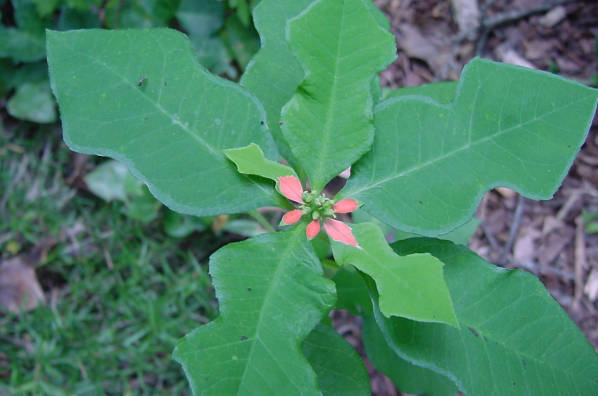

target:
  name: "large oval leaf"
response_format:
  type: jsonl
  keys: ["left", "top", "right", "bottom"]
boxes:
{"left": 47, "top": 29, "right": 279, "bottom": 217}
{"left": 280, "top": 0, "right": 396, "bottom": 190}
{"left": 342, "top": 58, "right": 598, "bottom": 235}
{"left": 173, "top": 226, "right": 336, "bottom": 395}
{"left": 371, "top": 238, "right": 598, "bottom": 395}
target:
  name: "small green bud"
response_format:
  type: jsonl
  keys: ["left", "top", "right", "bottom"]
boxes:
{"left": 312, "top": 211, "right": 320, "bottom": 220}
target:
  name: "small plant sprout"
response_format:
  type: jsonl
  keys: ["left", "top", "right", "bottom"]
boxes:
{"left": 278, "top": 176, "right": 360, "bottom": 246}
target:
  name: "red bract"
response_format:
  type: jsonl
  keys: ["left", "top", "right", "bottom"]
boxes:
{"left": 278, "top": 176, "right": 359, "bottom": 247}
{"left": 279, "top": 176, "right": 304, "bottom": 203}
{"left": 333, "top": 198, "right": 358, "bottom": 213}
{"left": 282, "top": 209, "right": 303, "bottom": 225}
{"left": 306, "top": 220, "right": 321, "bottom": 239}
{"left": 323, "top": 219, "right": 358, "bottom": 246}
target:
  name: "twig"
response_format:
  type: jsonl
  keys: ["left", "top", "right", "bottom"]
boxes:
{"left": 471, "top": 0, "right": 581, "bottom": 54}
{"left": 480, "top": 222, "right": 500, "bottom": 250}
{"left": 573, "top": 216, "right": 587, "bottom": 310}
{"left": 502, "top": 195, "right": 525, "bottom": 262}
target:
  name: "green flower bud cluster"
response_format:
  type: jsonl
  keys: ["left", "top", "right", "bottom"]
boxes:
{"left": 300, "top": 191, "right": 336, "bottom": 221}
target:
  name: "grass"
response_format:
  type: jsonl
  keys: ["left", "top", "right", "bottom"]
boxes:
{"left": 0, "top": 123, "right": 220, "bottom": 395}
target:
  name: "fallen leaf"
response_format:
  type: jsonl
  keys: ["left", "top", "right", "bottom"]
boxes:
{"left": 538, "top": 6, "right": 567, "bottom": 28}
{"left": 496, "top": 44, "right": 536, "bottom": 69}
{"left": 0, "top": 256, "right": 46, "bottom": 312}
{"left": 0, "top": 238, "right": 55, "bottom": 313}
{"left": 513, "top": 227, "right": 541, "bottom": 263}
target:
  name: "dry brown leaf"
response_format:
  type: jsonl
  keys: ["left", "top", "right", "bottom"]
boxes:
{"left": 513, "top": 227, "right": 541, "bottom": 263}
{"left": 538, "top": 6, "right": 567, "bottom": 28}
{"left": 0, "top": 238, "right": 55, "bottom": 313}
{"left": 495, "top": 44, "right": 536, "bottom": 69}
{"left": 0, "top": 256, "right": 46, "bottom": 313}
{"left": 495, "top": 187, "right": 517, "bottom": 198}
{"left": 398, "top": 25, "right": 455, "bottom": 78}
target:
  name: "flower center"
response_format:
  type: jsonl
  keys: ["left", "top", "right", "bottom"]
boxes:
{"left": 300, "top": 191, "right": 335, "bottom": 221}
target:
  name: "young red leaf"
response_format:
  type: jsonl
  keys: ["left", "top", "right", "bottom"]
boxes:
{"left": 282, "top": 209, "right": 303, "bottom": 225}
{"left": 306, "top": 220, "right": 321, "bottom": 240}
{"left": 324, "top": 219, "right": 358, "bottom": 247}
{"left": 333, "top": 199, "right": 358, "bottom": 213}
{"left": 279, "top": 176, "right": 304, "bottom": 203}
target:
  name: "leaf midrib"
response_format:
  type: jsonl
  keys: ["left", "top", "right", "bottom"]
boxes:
{"left": 55, "top": 34, "right": 275, "bottom": 200}
{"left": 312, "top": 0, "right": 347, "bottom": 189}
{"left": 237, "top": 228, "right": 306, "bottom": 394}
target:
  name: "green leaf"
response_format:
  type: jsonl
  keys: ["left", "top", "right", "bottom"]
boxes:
{"left": 393, "top": 217, "right": 480, "bottom": 245}
{"left": 176, "top": 0, "right": 223, "bottom": 37}
{"left": 383, "top": 81, "right": 458, "bottom": 103}
{"left": 57, "top": 5, "right": 102, "bottom": 30}
{"left": 163, "top": 209, "right": 208, "bottom": 238}
{"left": 362, "top": 314, "right": 457, "bottom": 396}
{"left": 281, "top": 0, "right": 396, "bottom": 190}
{"left": 85, "top": 159, "right": 161, "bottom": 222}
{"left": 332, "top": 263, "right": 457, "bottom": 395}
{"left": 85, "top": 160, "right": 139, "bottom": 202}
{"left": 353, "top": 208, "right": 479, "bottom": 245}
{"left": 240, "top": 0, "right": 317, "bottom": 166}
{"left": 7, "top": 81, "right": 56, "bottom": 123}
{"left": 141, "top": 0, "right": 181, "bottom": 25}
{"left": 331, "top": 222, "right": 457, "bottom": 326}
{"left": 34, "top": 0, "right": 60, "bottom": 16}
{"left": 123, "top": 186, "right": 161, "bottom": 223}
{"left": 0, "top": 28, "right": 45, "bottom": 62}
{"left": 302, "top": 324, "right": 370, "bottom": 396}
{"left": 176, "top": 0, "right": 234, "bottom": 76}
{"left": 224, "top": 143, "right": 296, "bottom": 184}
{"left": 372, "top": 238, "right": 598, "bottom": 395}
{"left": 173, "top": 226, "right": 336, "bottom": 395}
{"left": 342, "top": 58, "right": 598, "bottom": 235}
{"left": 221, "top": 13, "right": 260, "bottom": 70}
{"left": 222, "top": 219, "right": 266, "bottom": 237}
{"left": 332, "top": 265, "right": 371, "bottom": 315}
{"left": 47, "top": 29, "right": 280, "bottom": 217}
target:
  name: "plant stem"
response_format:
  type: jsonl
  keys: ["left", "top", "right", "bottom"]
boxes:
{"left": 249, "top": 210, "right": 276, "bottom": 233}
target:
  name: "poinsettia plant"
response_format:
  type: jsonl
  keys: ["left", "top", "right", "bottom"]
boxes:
{"left": 46, "top": 0, "right": 598, "bottom": 394}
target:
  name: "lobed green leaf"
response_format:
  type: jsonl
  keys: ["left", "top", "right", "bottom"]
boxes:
{"left": 47, "top": 29, "right": 280, "bottom": 217}
{"left": 173, "top": 226, "right": 336, "bottom": 395}
{"left": 224, "top": 143, "right": 297, "bottom": 183}
{"left": 302, "top": 324, "right": 370, "bottom": 396}
{"left": 370, "top": 238, "right": 598, "bottom": 395}
{"left": 281, "top": 0, "right": 396, "bottom": 190}
{"left": 342, "top": 58, "right": 598, "bottom": 235}
{"left": 241, "top": 0, "right": 317, "bottom": 166}
{"left": 331, "top": 222, "right": 457, "bottom": 326}
{"left": 362, "top": 314, "right": 457, "bottom": 396}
